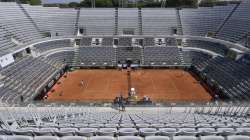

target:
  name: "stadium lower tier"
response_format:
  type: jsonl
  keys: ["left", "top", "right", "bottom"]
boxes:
{"left": 0, "top": 46, "right": 250, "bottom": 106}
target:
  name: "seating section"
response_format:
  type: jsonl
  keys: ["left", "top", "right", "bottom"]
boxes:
{"left": 79, "top": 9, "right": 115, "bottom": 35}
{"left": 118, "top": 37, "right": 132, "bottom": 47}
{"left": 0, "top": 108, "right": 250, "bottom": 139}
{"left": 79, "top": 47, "right": 115, "bottom": 66}
{"left": 102, "top": 37, "right": 113, "bottom": 47}
{"left": 142, "top": 9, "right": 177, "bottom": 35}
{"left": 34, "top": 39, "right": 73, "bottom": 52}
{"left": 23, "top": 5, "right": 77, "bottom": 36}
{"left": 118, "top": 9, "right": 139, "bottom": 35}
{"left": 143, "top": 47, "right": 182, "bottom": 66}
{"left": 80, "top": 37, "right": 92, "bottom": 46}
{"left": 180, "top": 4, "right": 236, "bottom": 36}
{"left": 117, "top": 47, "right": 141, "bottom": 63}
{"left": 0, "top": 27, "right": 18, "bottom": 56}
{"left": 216, "top": 0, "right": 250, "bottom": 47}
{"left": 0, "top": 2, "right": 43, "bottom": 56}
{"left": 192, "top": 56, "right": 250, "bottom": 100}
{"left": 182, "top": 50, "right": 213, "bottom": 65}
{"left": 183, "top": 39, "right": 229, "bottom": 55}
{"left": 46, "top": 51, "right": 75, "bottom": 66}
{"left": 0, "top": 56, "right": 64, "bottom": 104}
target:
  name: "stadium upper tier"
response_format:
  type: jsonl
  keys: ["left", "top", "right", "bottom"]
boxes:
{"left": 0, "top": 1, "right": 250, "bottom": 56}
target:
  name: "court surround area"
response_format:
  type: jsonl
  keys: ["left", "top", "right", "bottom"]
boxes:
{"left": 46, "top": 69, "right": 211, "bottom": 102}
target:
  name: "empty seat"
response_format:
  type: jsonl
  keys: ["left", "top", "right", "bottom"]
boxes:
{"left": 74, "top": 124, "right": 88, "bottom": 128}
{"left": 120, "top": 124, "right": 135, "bottom": 128}
{"left": 200, "top": 136, "right": 224, "bottom": 140}
{"left": 198, "top": 128, "right": 217, "bottom": 136}
{"left": 56, "top": 128, "right": 78, "bottom": 136}
{"left": 177, "top": 128, "right": 197, "bottom": 136}
{"left": 98, "top": 128, "right": 117, "bottom": 136}
{"left": 173, "top": 136, "right": 197, "bottom": 140}
{"left": 236, "top": 128, "right": 250, "bottom": 136}
{"left": 139, "top": 128, "right": 157, "bottom": 136}
{"left": 159, "top": 128, "right": 177, "bottom": 137}
{"left": 34, "top": 128, "right": 58, "bottom": 136}
{"left": 90, "top": 136, "right": 115, "bottom": 140}
{"left": 227, "top": 135, "right": 250, "bottom": 140}
{"left": 77, "top": 128, "right": 97, "bottom": 137}
{"left": 118, "top": 136, "right": 143, "bottom": 140}
{"left": 217, "top": 128, "right": 236, "bottom": 136}
{"left": 61, "top": 136, "right": 87, "bottom": 140}
{"left": 145, "top": 136, "right": 170, "bottom": 140}
{"left": 119, "top": 128, "right": 138, "bottom": 136}
{"left": 34, "top": 136, "right": 60, "bottom": 140}
{"left": 7, "top": 136, "right": 33, "bottom": 140}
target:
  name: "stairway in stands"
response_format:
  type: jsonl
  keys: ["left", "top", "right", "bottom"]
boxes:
{"left": 140, "top": 47, "right": 144, "bottom": 65}
{"left": 16, "top": 1, "right": 42, "bottom": 36}
{"left": 176, "top": 9, "right": 183, "bottom": 35}
{"left": 72, "top": 47, "right": 80, "bottom": 67}
{"left": 138, "top": 8, "right": 143, "bottom": 35}
{"left": 114, "top": 8, "right": 118, "bottom": 35}
{"left": 74, "top": 8, "right": 81, "bottom": 36}
{"left": 215, "top": 3, "right": 240, "bottom": 36}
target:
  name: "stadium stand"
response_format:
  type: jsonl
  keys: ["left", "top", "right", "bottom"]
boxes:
{"left": 33, "top": 39, "right": 74, "bottom": 52}
{"left": 192, "top": 56, "right": 250, "bottom": 100}
{"left": 118, "top": 8, "right": 139, "bottom": 35}
{"left": 141, "top": 8, "right": 178, "bottom": 35}
{"left": 183, "top": 39, "right": 229, "bottom": 55}
{"left": 0, "top": 2, "right": 43, "bottom": 56}
{"left": 0, "top": 56, "right": 65, "bottom": 104}
{"left": 180, "top": 4, "right": 236, "bottom": 36}
{"left": 79, "top": 47, "right": 116, "bottom": 66}
{"left": 143, "top": 47, "right": 182, "bottom": 66}
{"left": 22, "top": 5, "right": 77, "bottom": 37}
{"left": 0, "top": 1, "right": 250, "bottom": 105}
{"left": 78, "top": 9, "right": 115, "bottom": 35}
{"left": 0, "top": 106, "right": 249, "bottom": 139}
{"left": 117, "top": 47, "right": 142, "bottom": 64}
{"left": 182, "top": 50, "right": 213, "bottom": 66}
{"left": 215, "top": 0, "right": 250, "bottom": 47}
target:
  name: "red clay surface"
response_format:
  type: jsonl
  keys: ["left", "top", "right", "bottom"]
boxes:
{"left": 46, "top": 69, "right": 212, "bottom": 102}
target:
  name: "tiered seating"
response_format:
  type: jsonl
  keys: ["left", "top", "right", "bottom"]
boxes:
{"left": 142, "top": 9, "right": 177, "bottom": 35}
{"left": 143, "top": 37, "right": 155, "bottom": 46}
{"left": 193, "top": 56, "right": 250, "bottom": 100}
{"left": 0, "top": 27, "right": 18, "bottom": 56}
{"left": 117, "top": 47, "right": 141, "bottom": 63}
{"left": 143, "top": 47, "right": 181, "bottom": 66}
{"left": 0, "top": 2, "right": 43, "bottom": 56}
{"left": 79, "top": 9, "right": 115, "bottom": 35}
{"left": 118, "top": 9, "right": 139, "bottom": 35}
{"left": 180, "top": 4, "right": 236, "bottom": 36}
{"left": 80, "top": 37, "right": 92, "bottom": 46}
{"left": 102, "top": 37, "right": 113, "bottom": 47}
{"left": 216, "top": 0, "right": 250, "bottom": 46}
{"left": 118, "top": 37, "right": 132, "bottom": 46}
{"left": 46, "top": 51, "right": 75, "bottom": 66}
{"left": 182, "top": 50, "right": 212, "bottom": 65}
{"left": 184, "top": 39, "right": 229, "bottom": 55}
{"left": 166, "top": 37, "right": 177, "bottom": 46}
{"left": 0, "top": 107, "right": 249, "bottom": 139}
{"left": 79, "top": 47, "right": 115, "bottom": 66}
{"left": 33, "top": 39, "right": 73, "bottom": 52}
{"left": 0, "top": 56, "right": 63, "bottom": 104}
{"left": 23, "top": 5, "right": 77, "bottom": 36}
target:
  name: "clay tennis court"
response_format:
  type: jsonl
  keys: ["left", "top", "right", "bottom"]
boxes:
{"left": 46, "top": 69, "right": 212, "bottom": 102}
